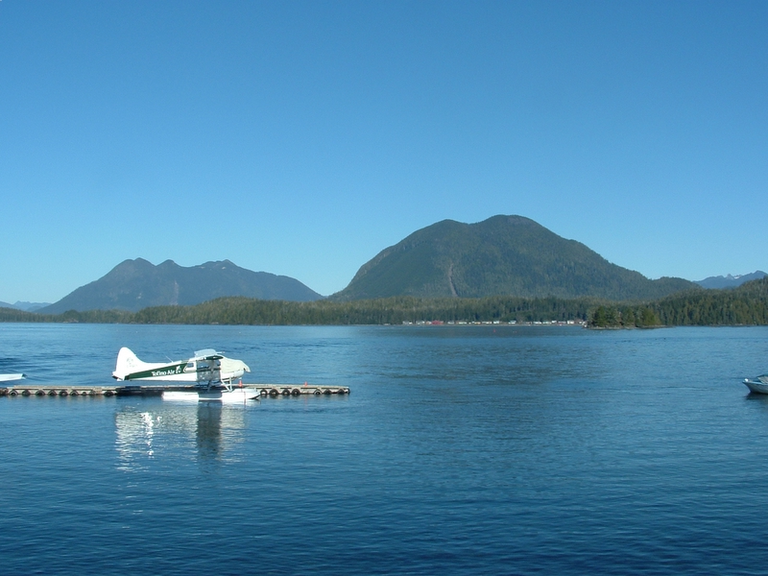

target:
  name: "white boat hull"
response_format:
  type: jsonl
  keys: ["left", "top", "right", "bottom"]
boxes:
{"left": 744, "top": 377, "right": 768, "bottom": 394}
{"left": 0, "top": 373, "right": 25, "bottom": 382}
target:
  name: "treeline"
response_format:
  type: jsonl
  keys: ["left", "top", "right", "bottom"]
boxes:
{"left": 588, "top": 277, "right": 768, "bottom": 328}
{"left": 0, "top": 307, "right": 133, "bottom": 324}
{"left": 132, "top": 295, "right": 595, "bottom": 325}
{"left": 2, "top": 278, "right": 766, "bottom": 327}
{"left": 1, "top": 295, "right": 595, "bottom": 325}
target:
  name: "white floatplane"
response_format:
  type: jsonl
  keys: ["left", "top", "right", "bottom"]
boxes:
{"left": 112, "top": 347, "right": 258, "bottom": 402}
{"left": 0, "top": 373, "right": 25, "bottom": 383}
{"left": 744, "top": 375, "right": 768, "bottom": 394}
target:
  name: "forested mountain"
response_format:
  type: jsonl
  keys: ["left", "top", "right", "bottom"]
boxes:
{"left": 15, "top": 215, "right": 756, "bottom": 318}
{"left": 37, "top": 259, "right": 322, "bottom": 314}
{"left": 333, "top": 215, "right": 694, "bottom": 301}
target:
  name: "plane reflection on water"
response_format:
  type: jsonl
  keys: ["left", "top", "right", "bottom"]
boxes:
{"left": 196, "top": 403, "right": 223, "bottom": 460}
{"left": 115, "top": 401, "right": 253, "bottom": 468}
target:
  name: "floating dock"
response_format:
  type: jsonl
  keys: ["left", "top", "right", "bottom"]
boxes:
{"left": 0, "top": 384, "right": 349, "bottom": 398}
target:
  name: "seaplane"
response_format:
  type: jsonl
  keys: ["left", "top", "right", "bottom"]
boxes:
{"left": 112, "top": 347, "right": 259, "bottom": 402}
{"left": 0, "top": 373, "right": 25, "bottom": 383}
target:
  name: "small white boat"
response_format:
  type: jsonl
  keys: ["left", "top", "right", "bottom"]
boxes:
{"left": 744, "top": 375, "right": 768, "bottom": 394}
{"left": 0, "top": 373, "right": 25, "bottom": 383}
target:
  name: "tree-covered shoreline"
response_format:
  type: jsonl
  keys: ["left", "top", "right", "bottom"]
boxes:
{"left": 587, "top": 277, "right": 768, "bottom": 328}
{"left": 2, "top": 278, "right": 766, "bottom": 328}
{"left": 0, "top": 295, "right": 596, "bottom": 326}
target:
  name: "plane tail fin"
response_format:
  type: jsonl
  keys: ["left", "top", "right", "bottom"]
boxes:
{"left": 113, "top": 347, "right": 146, "bottom": 380}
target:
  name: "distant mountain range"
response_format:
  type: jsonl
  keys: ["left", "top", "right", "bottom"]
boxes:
{"left": 36, "top": 259, "right": 322, "bottom": 314}
{"left": 331, "top": 215, "right": 695, "bottom": 301}
{"left": 5, "top": 216, "right": 765, "bottom": 314}
{"left": 694, "top": 271, "right": 767, "bottom": 290}
{"left": 0, "top": 301, "right": 51, "bottom": 312}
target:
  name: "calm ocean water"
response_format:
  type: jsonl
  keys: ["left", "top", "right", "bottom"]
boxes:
{"left": 1, "top": 323, "right": 768, "bottom": 575}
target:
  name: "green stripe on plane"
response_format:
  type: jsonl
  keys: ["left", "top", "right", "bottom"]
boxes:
{"left": 124, "top": 362, "right": 188, "bottom": 380}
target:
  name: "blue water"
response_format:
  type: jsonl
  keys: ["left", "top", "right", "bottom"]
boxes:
{"left": 1, "top": 323, "right": 768, "bottom": 575}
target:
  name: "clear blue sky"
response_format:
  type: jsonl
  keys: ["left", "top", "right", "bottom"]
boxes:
{"left": 2, "top": 0, "right": 766, "bottom": 303}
